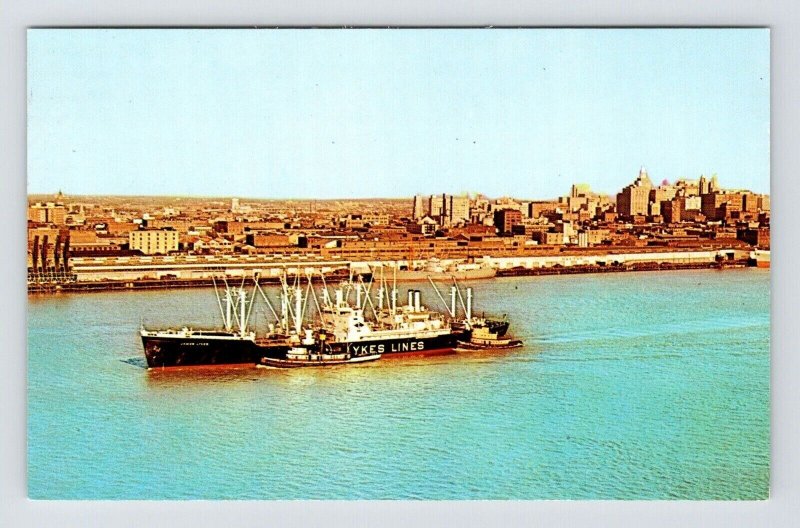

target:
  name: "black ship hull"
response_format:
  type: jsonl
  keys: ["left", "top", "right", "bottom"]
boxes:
{"left": 141, "top": 334, "right": 288, "bottom": 368}
{"left": 143, "top": 330, "right": 470, "bottom": 368}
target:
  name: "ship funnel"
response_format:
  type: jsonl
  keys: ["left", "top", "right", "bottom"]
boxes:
{"left": 414, "top": 290, "right": 421, "bottom": 312}
{"left": 466, "top": 287, "right": 473, "bottom": 320}
{"left": 408, "top": 290, "right": 414, "bottom": 309}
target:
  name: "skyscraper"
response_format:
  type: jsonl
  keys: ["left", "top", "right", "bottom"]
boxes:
{"left": 616, "top": 167, "right": 653, "bottom": 217}
{"left": 449, "top": 195, "right": 470, "bottom": 224}
{"left": 493, "top": 209, "right": 522, "bottom": 235}
{"left": 412, "top": 195, "right": 426, "bottom": 219}
{"left": 699, "top": 175, "right": 709, "bottom": 195}
{"left": 428, "top": 195, "right": 443, "bottom": 217}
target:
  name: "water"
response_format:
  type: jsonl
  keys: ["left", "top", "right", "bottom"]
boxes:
{"left": 27, "top": 269, "right": 770, "bottom": 499}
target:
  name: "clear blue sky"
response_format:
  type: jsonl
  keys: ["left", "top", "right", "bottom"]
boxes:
{"left": 27, "top": 29, "right": 770, "bottom": 199}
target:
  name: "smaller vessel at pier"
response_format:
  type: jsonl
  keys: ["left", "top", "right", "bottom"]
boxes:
{"left": 391, "top": 259, "right": 497, "bottom": 282}
{"left": 749, "top": 249, "right": 770, "bottom": 269}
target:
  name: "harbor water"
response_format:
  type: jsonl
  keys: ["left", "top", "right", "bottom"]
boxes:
{"left": 27, "top": 269, "right": 770, "bottom": 499}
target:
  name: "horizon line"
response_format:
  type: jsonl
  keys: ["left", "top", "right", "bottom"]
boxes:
{"left": 26, "top": 191, "right": 570, "bottom": 202}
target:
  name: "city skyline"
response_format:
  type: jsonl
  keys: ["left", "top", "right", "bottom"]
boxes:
{"left": 28, "top": 29, "right": 770, "bottom": 199}
{"left": 27, "top": 169, "right": 763, "bottom": 203}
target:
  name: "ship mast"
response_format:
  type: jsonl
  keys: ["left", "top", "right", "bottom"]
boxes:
{"left": 280, "top": 271, "right": 289, "bottom": 332}
{"left": 426, "top": 276, "right": 455, "bottom": 318}
{"left": 294, "top": 284, "right": 302, "bottom": 335}
{"left": 391, "top": 264, "right": 398, "bottom": 316}
{"left": 212, "top": 276, "right": 229, "bottom": 331}
{"left": 225, "top": 284, "right": 234, "bottom": 331}
{"left": 239, "top": 287, "right": 247, "bottom": 337}
{"left": 376, "top": 265, "right": 384, "bottom": 311}
{"left": 254, "top": 279, "right": 281, "bottom": 328}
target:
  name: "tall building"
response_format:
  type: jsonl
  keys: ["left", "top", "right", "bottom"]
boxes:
{"left": 129, "top": 229, "right": 180, "bottom": 255}
{"left": 427, "top": 194, "right": 450, "bottom": 225}
{"left": 472, "top": 195, "right": 490, "bottom": 213}
{"left": 449, "top": 195, "right": 470, "bottom": 224}
{"left": 428, "top": 195, "right": 443, "bottom": 218}
{"left": 677, "top": 195, "right": 698, "bottom": 212}
{"left": 699, "top": 175, "right": 710, "bottom": 195}
{"left": 742, "top": 193, "right": 759, "bottom": 212}
{"left": 493, "top": 209, "right": 522, "bottom": 235}
{"left": 649, "top": 186, "right": 677, "bottom": 216}
{"left": 570, "top": 183, "right": 592, "bottom": 198}
{"left": 701, "top": 192, "right": 743, "bottom": 221}
{"left": 529, "top": 201, "right": 559, "bottom": 219}
{"left": 661, "top": 198, "right": 683, "bottom": 223}
{"left": 231, "top": 198, "right": 240, "bottom": 212}
{"left": 412, "top": 195, "right": 426, "bottom": 219}
{"left": 616, "top": 167, "right": 653, "bottom": 218}
{"left": 27, "top": 202, "right": 67, "bottom": 225}
{"left": 709, "top": 174, "right": 720, "bottom": 193}
{"left": 27, "top": 205, "right": 47, "bottom": 223}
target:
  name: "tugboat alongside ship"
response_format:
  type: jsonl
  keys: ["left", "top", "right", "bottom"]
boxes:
{"left": 140, "top": 268, "right": 522, "bottom": 369}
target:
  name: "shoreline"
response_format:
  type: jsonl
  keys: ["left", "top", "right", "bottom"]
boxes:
{"left": 27, "top": 259, "right": 759, "bottom": 295}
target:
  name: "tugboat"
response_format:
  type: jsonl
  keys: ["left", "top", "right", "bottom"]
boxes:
{"left": 258, "top": 330, "right": 381, "bottom": 368}
{"left": 456, "top": 321, "right": 523, "bottom": 350}
{"left": 259, "top": 347, "right": 381, "bottom": 367}
{"left": 425, "top": 279, "right": 523, "bottom": 351}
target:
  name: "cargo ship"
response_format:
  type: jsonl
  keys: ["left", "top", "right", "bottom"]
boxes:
{"left": 141, "top": 272, "right": 487, "bottom": 369}
{"left": 260, "top": 283, "right": 473, "bottom": 362}
{"left": 140, "top": 279, "right": 292, "bottom": 368}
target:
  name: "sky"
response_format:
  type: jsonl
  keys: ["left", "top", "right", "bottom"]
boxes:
{"left": 27, "top": 29, "right": 770, "bottom": 199}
